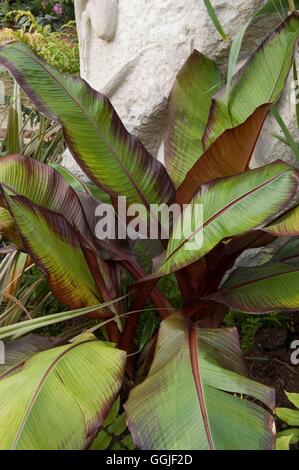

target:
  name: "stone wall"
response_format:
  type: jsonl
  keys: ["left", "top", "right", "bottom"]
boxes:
{"left": 63, "top": 0, "right": 299, "bottom": 177}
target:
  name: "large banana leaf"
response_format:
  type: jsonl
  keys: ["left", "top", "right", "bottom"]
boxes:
{"left": 226, "top": 1, "right": 299, "bottom": 99}
{"left": 0, "top": 155, "right": 126, "bottom": 310}
{"left": 3, "top": 192, "right": 102, "bottom": 310}
{"left": 125, "top": 314, "right": 275, "bottom": 450}
{"left": 205, "top": 14, "right": 299, "bottom": 147}
{"left": 157, "top": 162, "right": 299, "bottom": 276}
{"left": 176, "top": 13, "right": 299, "bottom": 203}
{"left": 177, "top": 105, "right": 269, "bottom": 203}
{"left": 209, "top": 261, "right": 299, "bottom": 313}
{"left": 0, "top": 154, "right": 134, "bottom": 270}
{"left": 0, "top": 42, "right": 175, "bottom": 222}
{"left": 0, "top": 334, "right": 61, "bottom": 374}
{"left": 0, "top": 154, "right": 97, "bottom": 252}
{"left": 165, "top": 51, "right": 221, "bottom": 186}
{"left": 0, "top": 334, "right": 126, "bottom": 449}
{"left": 264, "top": 204, "right": 299, "bottom": 236}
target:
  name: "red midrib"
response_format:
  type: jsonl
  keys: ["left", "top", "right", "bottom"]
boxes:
{"left": 189, "top": 324, "right": 215, "bottom": 450}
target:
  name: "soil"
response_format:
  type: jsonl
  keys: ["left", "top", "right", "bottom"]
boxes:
{"left": 244, "top": 314, "right": 299, "bottom": 444}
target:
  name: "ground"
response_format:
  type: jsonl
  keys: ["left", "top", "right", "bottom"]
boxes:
{"left": 244, "top": 314, "right": 299, "bottom": 447}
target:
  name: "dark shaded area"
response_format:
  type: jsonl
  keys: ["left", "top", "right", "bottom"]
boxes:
{"left": 245, "top": 315, "right": 299, "bottom": 448}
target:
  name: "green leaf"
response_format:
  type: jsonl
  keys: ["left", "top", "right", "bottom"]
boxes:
{"left": 177, "top": 105, "right": 270, "bottom": 204}
{"left": 3, "top": 192, "right": 102, "bottom": 310}
{"left": 254, "top": 0, "right": 299, "bottom": 18}
{"left": 138, "top": 311, "right": 156, "bottom": 351}
{"left": 271, "top": 105, "right": 299, "bottom": 160}
{"left": 207, "top": 14, "right": 299, "bottom": 147}
{"left": 286, "top": 391, "right": 299, "bottom": 408}
{"left": 225, "top": 1, "right": 299, "bottom": 98}
{"left": 0, "top": 302, "right": 120, "bottom": 341}
{"left": 276, "top": 408, "right": 299, "bottom": 426}
{"left": 125, "top": 314, "right": 275, "bottom": 450}
{"left": 264, "top": 204, "right": 299, "bottom": 236}
{"left": 111, "top": 433, "right": 136, "bottom": 451}
{"left": 0, "top": 156, "right": 127, "bottom": 314}
{"left": 0, "top": 334, "right": 62, "bottom": 374}
{"left": 276, "top": 428, "right": 299, "bottom": 448}
{"left": 275, "top": 434, "right": 293, "bottom": 450}
{"left": 177, "top": 13, "right": 299, "bottom": 203}
{"left": 0, "top": 42, "right": 175, "bottom": 224}
{"left": 2, "top": 81, "right": 23, "bottom": 154}
{"left": 89, "top": 398, "right": 120, "bottom": 450}
{"left": 158, "top": 162, "right": 298, "bottom": 275}
{"left": 49, "top": 163, "right": 91, "bottom": 194}
{"left": 50, "top": 163, "right": 112, "bottom": 204}
{"left": 272, "top": 237, "right": 299, "bottom": 263}
{"left": 209, "top": 261, "right": 299, "bottom": 313}
{"left": 0, "top": 251, "right": 29, "bottom": 301}
{"left": 225, "top": 23, "right": 248, "bottom": 100}
{"left": 0, "top": 207, "right": 22, "bottom": 246}
{"left": 0, "top": 155, "right": 97, "bottom": 253}
{"left": 203, "top": 0, "right": 229, "bottom": 40}
{"left": 165, "top": 51, "right": 221, "bottom": 186}
{"left": 0, "top": 155, "right": 133, "bottom": 271}
{"left": 0, "top": 335, "right": 126, "bottom": 449}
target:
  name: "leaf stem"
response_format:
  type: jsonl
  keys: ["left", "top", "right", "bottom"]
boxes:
{"left": 121, "top": 260, "right": 172, "bottom": 318}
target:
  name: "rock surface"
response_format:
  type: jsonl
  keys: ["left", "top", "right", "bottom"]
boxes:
{"left": 64, "top": 0, "right": 299, "bottom": 180}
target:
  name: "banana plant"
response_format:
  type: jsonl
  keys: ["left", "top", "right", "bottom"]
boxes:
{"left": 0, "top": 12, "right": 299, "bottom": 450}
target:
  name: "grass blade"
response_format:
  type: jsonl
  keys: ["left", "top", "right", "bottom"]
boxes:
{"left": 203, "top": 0, "right": 229, "bottom": 40}
{"left": 271, "top": 105, "right": 299, "bottom": 161}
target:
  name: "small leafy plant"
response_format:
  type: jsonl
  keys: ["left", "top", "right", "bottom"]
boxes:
{"left": 0, "top": 1, "right": 75, "bottom": 31}
{"left": 0, "top": 10, "right": 299, "bottom": 451}
{"left": 276, "top": 392, "right": 299, "bottom": 449}
{"left": 0, "top": 10, "right": 79, "bottom": 74}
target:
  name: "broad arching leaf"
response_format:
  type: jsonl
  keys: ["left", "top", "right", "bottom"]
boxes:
{"left": 157, "top": 162, "right": 299, "bottom": 276}
{"left": 125, "top": 314, "right": 275, "bottom": 450}
{"left": 209, "top": 261, "right": 299, "bottom": 313}
{"left": 205, "top": 14, "right": 299, "bottom": 148}
{"left": 0, "top": 334, "right": 62, "bottom": 375}
{"left": 177, "top": 13, "right": 299, "bottom": 203}
{"left": 3, "top": 192, "right": 101, "bottom": 310}
{"left": 165, "top": 51, "right": 221, "bottom": 186}
{"left": 0, "top": 155, "right": 97, "bottom": 252}
{"left": 0, "top": 43, "right": 175, "bottom": 224}
{"left": 0, "top": 335, "right": 126, "bottom": 450}
{"left": 0, "top": 154, "right": 135, "bottom": 273}
{"left": 177, "top": 105, "right": 269, "bottom": 203}
{"left": 226, "top": 1, "right": 299, "bottom": 99}
{"left": 0, "top": 155, "right": 127, "bottom": 313}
